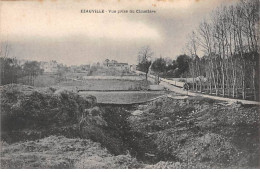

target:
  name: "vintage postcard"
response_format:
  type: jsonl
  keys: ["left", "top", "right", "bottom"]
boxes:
{"left": 0, "top": 0, "right": 259, "bottom": 169}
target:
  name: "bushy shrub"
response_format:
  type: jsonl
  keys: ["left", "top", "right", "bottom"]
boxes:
{"left": 1, "top": 84, "right": 96, "bottom": 142}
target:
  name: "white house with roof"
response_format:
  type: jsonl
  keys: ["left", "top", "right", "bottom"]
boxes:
{"left": 103, "top": 59, "right": 129, "bottom": 71}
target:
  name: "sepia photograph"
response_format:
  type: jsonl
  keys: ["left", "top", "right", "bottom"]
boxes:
{"left": 0, "top": 0, "right": 259, "bottom": 169}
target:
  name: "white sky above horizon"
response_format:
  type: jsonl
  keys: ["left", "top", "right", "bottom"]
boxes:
{"left": 0, "top": 0, "right": 237, "bottom": 66}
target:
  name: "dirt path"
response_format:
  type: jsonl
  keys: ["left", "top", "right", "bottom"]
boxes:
{"left": 159, "top": 79, "right": 260, "bottom": 105}
{"left": 138, "top": 71, "right": 260, "bottom": 105}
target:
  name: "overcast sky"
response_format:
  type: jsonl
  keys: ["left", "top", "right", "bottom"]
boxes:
{"left": 0, "top": 0, "right": 237, "bottom": 65}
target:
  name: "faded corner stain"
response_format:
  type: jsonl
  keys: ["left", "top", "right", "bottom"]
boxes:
{"left": 0, "top": 0, "right": 54, "bottom": 2}
{"left": 0, "top": 0, "right": 32, "bottom": 1}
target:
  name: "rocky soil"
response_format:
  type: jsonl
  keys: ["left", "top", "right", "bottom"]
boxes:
{"left": 127, "top": 96, "right": 260, "bottom": 168}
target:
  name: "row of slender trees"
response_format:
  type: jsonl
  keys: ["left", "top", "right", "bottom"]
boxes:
{"left": 184, "top": 0, "right": 259, "bottom": 100}
{"left": 137, "top": 1, "right": 259, "bottom": 101}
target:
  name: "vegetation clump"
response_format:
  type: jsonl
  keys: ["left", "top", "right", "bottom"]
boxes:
{"left": 1, "top": 84, "right": 96, "bottom": 143}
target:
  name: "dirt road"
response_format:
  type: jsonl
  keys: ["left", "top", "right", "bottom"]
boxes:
{"left": 159, "top": 79, "right": 260, "bottom": 105}
{"left": 139, "top": 71, "right": 260, "bottom": 105}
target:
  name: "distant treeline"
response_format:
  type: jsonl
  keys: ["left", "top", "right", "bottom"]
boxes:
{"left": 0, "top": 57, "right": 68, "bottom": 86}
{"left": 0, "top": 57, "right": 43, "bottom": 85}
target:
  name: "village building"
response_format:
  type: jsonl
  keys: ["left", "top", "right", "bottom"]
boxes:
{"left": 39, "top": 60, "right": 59, "bottom": 73}
{"left": 103, "top": 59, "right": 130, "bottom": 71}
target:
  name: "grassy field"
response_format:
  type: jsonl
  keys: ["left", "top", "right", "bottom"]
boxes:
{"left": 82, "top": 76, "right": 145, "bottom": 80}
{"left": 56, "top": 79, "right": 152, "bottom": 91}
{"left": 79, "top": 91, "right": 167, "bottom": 104}
{"left": 18, "top": 74, "right": 62, "bottom": 87}
{"left": 65, "top": 67, "right": 135, "bottom": 78}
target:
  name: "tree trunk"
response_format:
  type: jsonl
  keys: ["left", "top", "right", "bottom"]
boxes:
{"left": 209, "top": 79, "right": 212, "bottom": 94}
{"left": 200, "top": 80, "right": 202, "bottom": 92}
{"left": 222, "top": 67, "right": 225, "bottom": 97}
{"left": 232, "top": 71, "right": 237, "bottom": 98}
{"left": 242, "top": 59, "right": 246, "bottom": 99}
{"left": 252, "top": 54, "right": 258, "bottom": 101}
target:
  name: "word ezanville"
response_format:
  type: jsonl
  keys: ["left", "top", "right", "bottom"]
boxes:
{"left": 80, "top": 9, "right": 156, "bottom": 14}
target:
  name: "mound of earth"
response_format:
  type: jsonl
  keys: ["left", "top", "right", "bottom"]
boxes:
{"left": 127, "top": 96, "right": 260, "bottom": 168}
{"left": 0, "top": 84, "right": 96, "bottom": 143}
{"left": 1, "top": 136, "right": 141, "bottom": 169}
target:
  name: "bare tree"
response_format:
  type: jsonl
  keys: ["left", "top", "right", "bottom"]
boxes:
{"left": 137, "top": 46, "right": 153, "bottom": 80}
{"left": 104, "top": 59, "right": 110, "bottom": 67}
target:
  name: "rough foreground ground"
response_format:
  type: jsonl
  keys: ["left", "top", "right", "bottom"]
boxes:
{"left": 1, "top": 136, "right": 141, "bottom": 168}
{"left": 1, "top": 84, "right": 259, "bottom": 168}
{"left": 128, "top": 96, "right": 260, "bottom": 168}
